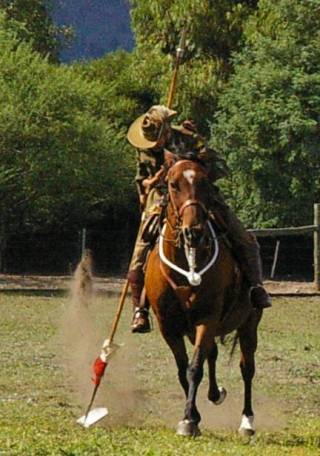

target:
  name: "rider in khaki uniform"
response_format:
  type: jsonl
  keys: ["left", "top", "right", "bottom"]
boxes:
{"left": 127, "top": 105, "right": 271, "bottom": 333}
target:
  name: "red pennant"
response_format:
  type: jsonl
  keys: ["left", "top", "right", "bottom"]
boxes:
{"left": 91, "top": 356, "right": 108, "bottom": 385}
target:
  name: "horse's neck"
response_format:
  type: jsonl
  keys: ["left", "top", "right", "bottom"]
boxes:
{"left": 163, "top": 208, "right": 182, "bottom": 260}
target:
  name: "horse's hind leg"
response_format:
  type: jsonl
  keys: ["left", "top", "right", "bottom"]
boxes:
{"left": 207, "top": 341, "right": 227, "bottom": 405}
{"left": 238, "top": 309, "right": 262, "bottom": 436}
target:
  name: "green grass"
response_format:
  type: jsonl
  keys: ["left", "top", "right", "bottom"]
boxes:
{"left": 0, "top": 292, "right": 319, "bottom": 455}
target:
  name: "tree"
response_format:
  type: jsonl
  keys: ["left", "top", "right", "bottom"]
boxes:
{"left": 77, "top": 2, "right": 261, "bottom": 136}
{"left": 0, "top": 14, "right": 135, "bottom": 261}
{"left": 75, "top": 49, "right": 166, "bottom": 127}
{"left": 129, "top": 0, "right": 259, "bottom": 133}
{"left": 211, "top": 0, "right": 320, "bottom": 227}
{"left": 130, "top": 0, "right": 258, "bottom": 60}
{"left": 0, "top": 0, "right": 72, "bottom": 61}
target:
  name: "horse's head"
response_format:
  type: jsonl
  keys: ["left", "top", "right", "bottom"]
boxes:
{"left": 167, "top": 159, "right": 210, "bottom": 248}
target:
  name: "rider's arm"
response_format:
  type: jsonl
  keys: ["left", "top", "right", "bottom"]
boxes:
{"left": 141, "top": 167, "right": 165, "bottom": 190}
{"left": 135, "top": 149, "right": 166, "bottom": 209}
{"left": 135, "top": 151, "right": 149, "bottom": 208}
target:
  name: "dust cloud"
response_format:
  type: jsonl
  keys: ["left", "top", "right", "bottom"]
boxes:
{"left": 59, "top": 250, "right": 99, "bottom": 406}
{"left": 58, "top": 251, "right": 146, "bottom": 426}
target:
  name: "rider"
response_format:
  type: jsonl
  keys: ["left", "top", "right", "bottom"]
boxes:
{"left": 127, "top": 105, "right": 271, "bottom": 333}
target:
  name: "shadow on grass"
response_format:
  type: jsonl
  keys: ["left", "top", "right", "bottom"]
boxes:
{"left": 0, "top": 289, "right": 68, "bottom": 298}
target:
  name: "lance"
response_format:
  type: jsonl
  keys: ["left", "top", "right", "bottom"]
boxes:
{"left": 77, "top": 26, "right": 188, "bottom": 429}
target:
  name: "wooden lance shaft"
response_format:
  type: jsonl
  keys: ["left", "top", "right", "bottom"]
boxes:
{"left": 167, "top": 27, "right": 187, "bottom": 109}
{"left": 108, "top": 278, "right": 130, "bottom": 344}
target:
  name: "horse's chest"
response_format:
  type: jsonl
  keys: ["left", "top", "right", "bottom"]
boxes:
{"left": 157, "top": 284, "right": 221, "bottom": 335}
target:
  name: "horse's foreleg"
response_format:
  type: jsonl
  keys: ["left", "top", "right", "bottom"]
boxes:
{"left": 207, "top": 342, "right": 227, "bottom": 405}
{"left": 238, "top": 310, "right": 261, "bottom": 436}
{"left": 164, "top": 335, "right": 189, "bottom": 397}
{"left": 184, "top": 347, "right": 204, "bottom": 424}
{"left": 177, "top": 346, "right": 204, "bottom": 437}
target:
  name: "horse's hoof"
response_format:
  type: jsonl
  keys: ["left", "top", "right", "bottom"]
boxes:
{"left": 238, "top": 415, "right": 255, "bottom": 437}
{"left": 213, "top": 386, "right": 227, "bottom": 405}
{"left": 176, "top": 420, "right": 201, "bottom": 437}
{"left": 239, "top": 427, "right": 255, "bottom": 437}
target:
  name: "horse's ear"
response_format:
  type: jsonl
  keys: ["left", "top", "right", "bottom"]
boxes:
{"left": 164, "top": 149, "right": 177, "bottom": 168}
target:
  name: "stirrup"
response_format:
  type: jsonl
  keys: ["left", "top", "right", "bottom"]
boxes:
{"left": 131, "top": 308, "right": 151, "bottom": 334}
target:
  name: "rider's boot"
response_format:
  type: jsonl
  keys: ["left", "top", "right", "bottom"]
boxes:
{"left": 127, "top": 270, "right": 151, "bottom": 333}
{"left": 241, "top": 250, "right": 272, "bottom": 309}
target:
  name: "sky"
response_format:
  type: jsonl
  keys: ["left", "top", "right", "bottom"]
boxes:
{"left": 51, "top": 0, "right": 134, "bottom": 62}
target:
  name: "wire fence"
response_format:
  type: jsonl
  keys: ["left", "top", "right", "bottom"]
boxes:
{"left": 2, "top": 228, "right": 134, "bottom": 276}
{"left": 0, "top": 227, "right": 314, "bottom": 282}
{"left": 251, "top": 203, "right": 320, "bottom": 288}
{"left": 1, "top": 204, "right": 319, "bottom": 285}
{"left": 257, "top": 235, "right": 313, "bottom": 281}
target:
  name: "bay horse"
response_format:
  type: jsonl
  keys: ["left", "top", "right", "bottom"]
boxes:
{"left": 144, "top": 158, "right": 263, "bottom": 437}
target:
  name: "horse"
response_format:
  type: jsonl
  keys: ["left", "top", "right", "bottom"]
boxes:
{"left": 144, "top": 158, "right": 263, "bottom": 437}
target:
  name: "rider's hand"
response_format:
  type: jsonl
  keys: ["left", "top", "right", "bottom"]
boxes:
{"left": 154, "top": 167, "right": 165, "bottom": 182}
{"left": 182, "top": 119, "right": 197, "bottom": 133}
{"left": 142, "top": 167, "right": 165, "bottom": 190}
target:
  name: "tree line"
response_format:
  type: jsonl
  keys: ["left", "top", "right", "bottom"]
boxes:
{"left": 0, "top": 0, "right": 319, "bottom": 261}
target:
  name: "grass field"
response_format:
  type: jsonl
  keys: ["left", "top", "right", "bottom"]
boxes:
{"left": 0, "top": 291, "right": 319, "bottom": 455}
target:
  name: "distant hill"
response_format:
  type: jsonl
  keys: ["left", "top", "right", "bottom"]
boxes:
{"left": 51, "top": 0, "right": 134, "bottom": 62}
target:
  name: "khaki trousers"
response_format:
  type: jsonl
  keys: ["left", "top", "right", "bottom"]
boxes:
{"left": 129, "top": 188, "right": 162, "bottom": 277}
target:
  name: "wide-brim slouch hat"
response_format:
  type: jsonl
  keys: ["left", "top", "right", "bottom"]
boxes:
{"left": 127, "top": 105, "right": 177, "bottom": 149}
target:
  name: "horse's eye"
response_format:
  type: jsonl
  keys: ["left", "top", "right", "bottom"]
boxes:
{"left": 170, "top": 181, "right": 179, "bottom": 192}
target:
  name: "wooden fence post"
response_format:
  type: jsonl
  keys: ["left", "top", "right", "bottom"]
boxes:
{"left": 314, "top": 203, "right": 320, "bottom": 290}
{"left": 270, "top": 240, "right": 280, "bottom": 279}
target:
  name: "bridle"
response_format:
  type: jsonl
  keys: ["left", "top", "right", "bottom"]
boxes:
{"left": 167, "top": 161, "right": 209, "bottom": 226}
{"left": 178, "top": 198, "right": 208, "bottom": 218}
{"left": 159, "top": 160, "right": 219, "bottom": 286}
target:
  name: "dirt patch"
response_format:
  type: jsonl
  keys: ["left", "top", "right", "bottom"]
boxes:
{"left": 0, "top": 273, "right": 319, "bottom": 295}
{"left": 264, "top": 279, "right": 319, "bottom": 294}
{"left": 0, "top": 273, "right": 123, "bottom": 292}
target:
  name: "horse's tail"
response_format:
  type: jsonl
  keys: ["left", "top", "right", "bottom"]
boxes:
{"left": 229, "top": 331, "right": 239, "bottom": 361}
{"left": 72, "top": 249, "right": 94, "bottom": 306}
{"left": 219, "top": 331, "right": 239, "bottom": 361}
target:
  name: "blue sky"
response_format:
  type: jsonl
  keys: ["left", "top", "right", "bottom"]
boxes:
{"left": 51, "top": 0, "right": 134, "bottom": 62}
